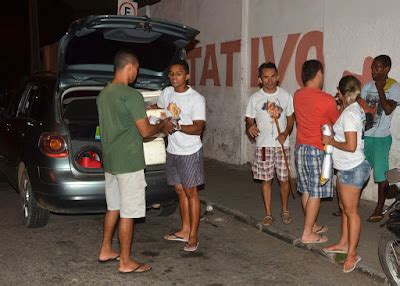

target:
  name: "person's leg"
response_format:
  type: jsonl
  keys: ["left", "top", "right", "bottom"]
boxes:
{"left": 341, "top": 184, "right": 362, "bottom": 272}
{"left": 118, "top": 171, "right": 151, "bottom": 273}
{"left": 301, "top": 195, "right": 323, "bottom": 242}
{"left": 98, "top": 210, "right": 120, "bottom": 261}
{"left": 324, "top": 180, "right": 348, "bottom": 252}
{"left": 99, "top": 173, "right": 120, "bottom": 261}
{"left": 368, "top": 136, "right": 391, "bottom": 220}
{"left": 118, "top": 218, "right": 151, "bottom": 273}
{"left": 279, "top": 180, "right": 290, "bottom": 212}
{"left": 341, "top": 185, "right": 361, "bottom": 257}
{"left": 172, "top": 184, "right": 190, "bottom": 240}
{"left": 183, "top": 186, "right": 200, "bottom": 247}
{"left": 262, "top": 180, "right": 273, "bottom": 216}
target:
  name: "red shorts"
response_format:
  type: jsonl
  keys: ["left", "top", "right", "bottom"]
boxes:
{"left": 252, "top": 147, "right": 290, "bottom": 181}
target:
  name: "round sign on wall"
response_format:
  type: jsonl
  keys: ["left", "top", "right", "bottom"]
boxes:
{"left": 118, "top": 1, "right": 138, "bottom": 16}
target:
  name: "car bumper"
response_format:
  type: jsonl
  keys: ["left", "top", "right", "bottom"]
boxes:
{"left": 30, "top": 166, "right": 176, "bottom": 214}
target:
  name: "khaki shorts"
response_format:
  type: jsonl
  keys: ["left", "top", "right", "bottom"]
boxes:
{"left": 105, "top": 170, "right": 147, "bottom": 218}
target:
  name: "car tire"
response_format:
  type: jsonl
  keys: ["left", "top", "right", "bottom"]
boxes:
{"left": 19, "top": 168, "right": 50, "bottom": 228}
{"left": 158, "top": 201, "right": 178, "bottom": 216}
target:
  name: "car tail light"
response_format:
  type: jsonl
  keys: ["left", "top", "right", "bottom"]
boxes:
{"left": 38, "top": 133, "right": 68, "bottom": 158}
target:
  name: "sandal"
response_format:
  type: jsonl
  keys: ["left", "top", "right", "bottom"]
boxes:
{"left": 281, "top": 211, "right": 293, "bottom": 224}
{"left": 367, "top": 214, "right": 384, "bottom": 222}
{"left": 343, "top": 255, "right": 361, "bottom": 273}
{"left": 262, "top": 215, "right": 274, "bottom": 226}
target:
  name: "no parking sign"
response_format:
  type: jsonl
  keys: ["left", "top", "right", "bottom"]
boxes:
{"left": 118, "top": 0, "right": 138, "bottom": 16}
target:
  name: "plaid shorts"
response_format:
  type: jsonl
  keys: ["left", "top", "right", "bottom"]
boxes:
{"left": 295, "top": 144, "right": 333, "bottom": 198}
{"left": 252, "top": 147, "right": 290, "bottom": 181}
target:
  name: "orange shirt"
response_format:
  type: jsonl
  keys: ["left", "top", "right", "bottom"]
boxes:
{"left": 294, "top": 87, "right": 340, "bottom": 150}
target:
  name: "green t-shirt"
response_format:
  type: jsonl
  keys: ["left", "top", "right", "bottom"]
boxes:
{"left": 97, "top": 83, "right": 146, "bottom": 174}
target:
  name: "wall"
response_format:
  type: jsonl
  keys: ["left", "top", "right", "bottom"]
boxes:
{"left": 139, "top": 0, "right": 400, "bottom": 202}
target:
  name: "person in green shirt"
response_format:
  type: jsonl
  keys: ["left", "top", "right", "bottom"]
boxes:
{"left": 97, "top": 50, "right": 172, "bottom": 273}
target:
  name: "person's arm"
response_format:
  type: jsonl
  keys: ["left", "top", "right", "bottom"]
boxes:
{"left": 135, "top": 117, "right": 173, "bottom": 138}
{"left": 146, "top": 103, "right": 159, "bottom": 110}
{"left": 375, "top": 79, "right": 397, "bottom": 115}
{"left": 245, "top": 117, "right": 260, "bottom": 139}
{"left": 322, "top": 131, "right": 357, "bottom": 153}
{"left": 176, "top": 120, "right": 205, "bottom": 135}
{"left": 276, "top": 114, "right": 294, "bottom": 145}
{"left": 326, "top": 97, "right": 340, "bottom": 124}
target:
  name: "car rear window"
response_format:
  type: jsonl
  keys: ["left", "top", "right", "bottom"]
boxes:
{"left": 65, "top": 30, "right": 177, "bottom": 72}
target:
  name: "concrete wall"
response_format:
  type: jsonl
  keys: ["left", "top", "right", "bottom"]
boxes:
{"left": 140, "top": 0, "right": 400, "bottom": 202}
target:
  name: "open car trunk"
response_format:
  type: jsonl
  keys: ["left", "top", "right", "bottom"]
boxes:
{"left": 62, "top": 87, "right": 166, "bottom": 173}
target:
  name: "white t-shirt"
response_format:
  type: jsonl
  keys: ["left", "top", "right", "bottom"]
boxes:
{"left": 157, "top": 86, "right": 206, "bottom": 155}
{"left": 332, "top": 102, "right": 366, "bottom": 170}
{"left": 245, "top": 87, "right": 294, "bottom": 147}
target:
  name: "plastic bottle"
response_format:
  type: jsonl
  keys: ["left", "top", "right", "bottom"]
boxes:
{"left": 320, "top": 124, "right": 334, "bottom": 185}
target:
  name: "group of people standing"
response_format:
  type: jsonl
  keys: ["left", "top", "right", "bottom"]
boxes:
{"left": 94, "top": 48, "right": 400, "bottom": 275}
{"left": 246, "top": 55, "right": 400, "bottom": 273}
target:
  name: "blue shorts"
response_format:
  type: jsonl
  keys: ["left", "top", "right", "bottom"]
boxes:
{"left": 336, "top": 160, "right": 370, "bottom": 189}
{"left": 295, "top": 145, "right": 333, "bottom": 198}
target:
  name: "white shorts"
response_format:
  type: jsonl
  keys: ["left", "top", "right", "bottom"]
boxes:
{"left": 104, "top": 170, "right": 147, "bottom": 218}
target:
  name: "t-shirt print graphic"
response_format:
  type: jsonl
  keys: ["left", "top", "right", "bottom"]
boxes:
{"left": 365, "top": 91, "right": 384, "bottom": 127}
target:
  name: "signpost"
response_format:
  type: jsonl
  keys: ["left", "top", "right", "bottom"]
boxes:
{"left": 117, "top": 0, "right": 138, "bottom": 16}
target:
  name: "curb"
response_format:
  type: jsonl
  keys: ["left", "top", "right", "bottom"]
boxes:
{"left": 200, "top": 198, "right": 386, "bottom": 283}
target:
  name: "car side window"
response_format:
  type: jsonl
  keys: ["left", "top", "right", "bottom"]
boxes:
{"left": 17, "top": 84, "right": 39, "bottom": 118}
{"left": 28, "top": 85, "right": 52, "bottom": 122}
{"left": 7, "top": 84, "right": 28, "bottom": 117}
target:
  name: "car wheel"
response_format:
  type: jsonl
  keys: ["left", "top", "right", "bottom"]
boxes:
{"left": 158, "top": 201, "right": 178, "bottom": 216}
{"left": 19, "top": 168, "right": 49, "bottom": 228}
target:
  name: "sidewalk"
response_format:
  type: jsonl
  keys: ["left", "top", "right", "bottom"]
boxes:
{"left": 200, "top": 159, "right": 387, "bottom": 281}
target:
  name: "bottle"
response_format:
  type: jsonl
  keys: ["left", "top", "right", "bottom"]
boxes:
{"left": 320, "top": 124, "right": 334, "bottom": 186}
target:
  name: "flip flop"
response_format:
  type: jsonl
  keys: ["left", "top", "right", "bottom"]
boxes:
{"left": 98, "top": 255, "right": 120, "bottom": 263}
{"left": 119, "top": 263, "right": 152, "bottom": 274}
{"left": 367, "top": 214, "right": 384, "bottom": 222}
{"left": 314, "top": 225, "right": 328, "bottom": 234}
{"left": 164, "top": 233, "right": 188, "bottom": 242}
{"left": 301, "top": 235, "right": 328, "bottom": 244}
{"left": 343, "top": 256, "right": 361, "bottom": 273}
{"left": 184, "top": 242, "right": 199, "bottom": 252}
{"left": 322, "top": 246, "right": 348, "bottom": 254}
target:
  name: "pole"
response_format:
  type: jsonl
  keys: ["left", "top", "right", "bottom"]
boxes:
{"left": 274, "top": 117, "right": 295, "bottom": 199}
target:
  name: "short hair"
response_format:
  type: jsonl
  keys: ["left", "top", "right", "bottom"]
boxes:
{"left": 301, "top": 60, "right": 323, "bottom": 85}
{"left": 113, "top": 50, "right": 138, "bottom": 72}
{"left": 338, "top": 75, "right": 361, "bottom": 104}
{"left": 258, "top": 62, "right": 277, "bottom": 78}
{"left": 374, "top": 54, "right": 392, "bottom": 69}
{"left": 169, "top": 59, "right": 190, "bottom": 74}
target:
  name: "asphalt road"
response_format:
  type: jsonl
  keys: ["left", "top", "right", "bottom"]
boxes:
{"left": 0, "top": 182, "right": 383, "bottom": 286}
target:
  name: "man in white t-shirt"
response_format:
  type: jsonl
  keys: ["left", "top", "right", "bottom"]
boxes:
{"left": 245, "top": 62, "right": 294, "bottom": 226}
{"left": 156, "top": 60, "right": 206, "bottom": 252}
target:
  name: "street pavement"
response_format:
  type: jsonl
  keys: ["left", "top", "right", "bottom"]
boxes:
{"left": 201, "top": 158, "right": 389, "bottom": 281}
{"left": 0, "top": 178, "right": 382, "bottom": 285}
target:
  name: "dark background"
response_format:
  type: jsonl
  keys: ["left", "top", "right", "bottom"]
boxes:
{"left": 0, "top": 0, "right": 161, "bottom": 92}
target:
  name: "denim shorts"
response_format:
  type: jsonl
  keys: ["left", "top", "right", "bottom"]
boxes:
{"left": 336, "top": 160, "right": 371, "bottom": 189}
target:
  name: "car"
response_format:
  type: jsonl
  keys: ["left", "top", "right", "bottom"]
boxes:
{"left": 0, "top": 15, "right": 199, "bottom": 228}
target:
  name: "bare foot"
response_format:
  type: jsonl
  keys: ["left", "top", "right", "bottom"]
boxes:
{"left": 119, "top": 260, "right": 152, "bottom": 273}
{"left": 301, "top": 233, "right": 328, "bottom": 244}
{"left": 98, "top": 249, "right": 120, "bottom": 262}
{"left": 343, "top": 255, "right": 361, "bottom": 273}
{"left": 322, "top": 244, "right": 348, "bottom": 254}
{"left": 312, "top": 225, "right": 328, "bottom": 234}
{"left": 174, "top": 230, "right": 189, "bottom": 241}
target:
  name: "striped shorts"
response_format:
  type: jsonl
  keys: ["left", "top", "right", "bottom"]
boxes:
{"left": 295, "top": 144, "right": 333, "bottom": 198}
{"left": 252, "top": 147, "right": 290, "bottom": 181}
{"left": 166, "top": 148, "right": 204, "bottom": 188}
